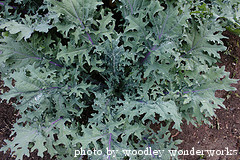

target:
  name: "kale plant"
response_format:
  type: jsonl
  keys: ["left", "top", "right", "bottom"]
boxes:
{"left": 0, "top": 0, "right": 239, "bottom": 159}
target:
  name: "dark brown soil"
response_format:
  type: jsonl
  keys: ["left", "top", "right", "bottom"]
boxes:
{"left": 0, "top": 31, "right": 240, "bottom": 160}
{"left": 0, "top": 79, "right": 55, "bottom": 159}
{"left": 0, "top": 80, "right": 17, "bottom": 160}
{"left": 174, "top": 31, "right": 240, "bottom": 160}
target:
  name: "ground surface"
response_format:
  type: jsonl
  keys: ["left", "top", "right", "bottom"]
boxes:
{"left": 0, "top": 31, "right": 240, "bottom": 160}
{"left": 174, "top": 31, "right": 240, "bottom": 160}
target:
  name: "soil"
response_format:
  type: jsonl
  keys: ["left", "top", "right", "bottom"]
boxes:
{"left": 0, "top": 31, "right": 239, "bottom": 160}
{"left": 0, "top": 78, "right": 55, "bottom": 159}
{"left": 174, "top": 31, "right": 240, "bottom": 160}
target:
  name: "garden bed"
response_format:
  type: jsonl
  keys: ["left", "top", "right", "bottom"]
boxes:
{"left": 1, "top": 0, "right": 240, "bottom": 159}
{"left": 1, "top": 31, "right": 240, "bottom": 160}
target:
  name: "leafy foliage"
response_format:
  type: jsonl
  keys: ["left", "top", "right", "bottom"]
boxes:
{"left": 0, "top": 0, "right": 239, "bottom": 160}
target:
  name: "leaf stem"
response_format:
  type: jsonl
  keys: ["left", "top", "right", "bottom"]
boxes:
{"left": 141, "top": 45, "right": 157, "bottom": 63}
{"left": 108, "top": 133, "right": 112, "bottom": 160}
{"left": 50, "top": 117, "right": 63, "bottom": 125}
{"left": 13, "top": 51, "right": 63, "bottom": 67}
{"left": 69, "top": 0, "right": 94, "bottom": 45}
{"left": 0, "top": 2, "right": 17, "bottom": 9}
{"left": 127, "top": 0, "right": 134, "bottom": 15}
{"left": 182, "top": 88, "right": 210, "bottom": 94}
{"left": 49, "top": 61, "right": 63, "bottom": 67}
{"left": 158, "top": 14, "right": 169, "bottom": 40}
